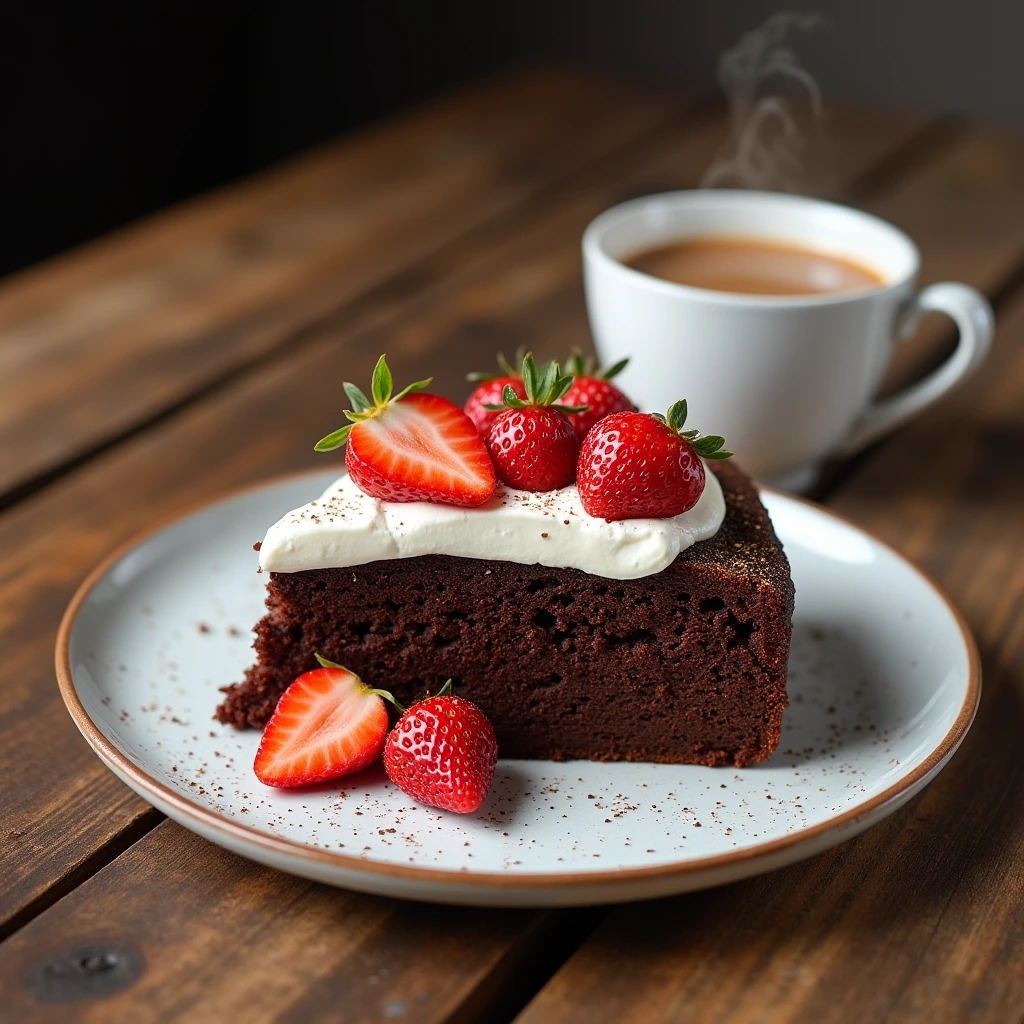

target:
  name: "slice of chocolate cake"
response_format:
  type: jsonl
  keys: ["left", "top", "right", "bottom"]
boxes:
{"left": 218, "top": 461, "right": 793, "bottom": 767}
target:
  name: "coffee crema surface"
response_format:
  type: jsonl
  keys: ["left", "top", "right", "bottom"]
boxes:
{"left": 624, "top": 236, "right": 886, "bottom": 296}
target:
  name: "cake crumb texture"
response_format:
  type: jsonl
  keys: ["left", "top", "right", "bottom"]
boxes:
{"left": 217, "top": 462, "right": 794, "bottom": 767}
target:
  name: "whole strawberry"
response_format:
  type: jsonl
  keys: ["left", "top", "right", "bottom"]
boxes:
{"left": 383, "top": 681, "right": 499, "bottom": 814}
{"left": 315, "top": 354, "right": 496, "bottom": 507}
{"left": 464, "top": 352, "right": 528, "bottom": 436}
{"left": 577, "top": 401, "right": 732, "bottom": 521}
{"left": 558, "top": 349, "right": 637, "bottom": 440}
{"left": 484, "top": 354, "right": 587, "bottom": 491}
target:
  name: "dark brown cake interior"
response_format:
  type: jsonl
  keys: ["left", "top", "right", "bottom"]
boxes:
{"left": 218, "top": 462, "right": 794, "bottom": 767}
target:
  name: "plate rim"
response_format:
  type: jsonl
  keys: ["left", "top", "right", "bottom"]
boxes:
{"left": 55, "top": 469, "right": 982, "bottom": 892}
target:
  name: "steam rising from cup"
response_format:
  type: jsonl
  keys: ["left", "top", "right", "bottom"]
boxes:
{"left": 702, "top": 12, "right": 824, "bottom": 192}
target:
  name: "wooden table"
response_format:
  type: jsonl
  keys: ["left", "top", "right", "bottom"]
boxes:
{"left": 1, "top": 68, "right": 1023, "bottom": 1022}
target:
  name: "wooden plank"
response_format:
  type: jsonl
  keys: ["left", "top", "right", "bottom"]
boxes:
{"left": 0, "top": 69, "right": 683, "bottom": 501}
{"left": 0, "top": 104, "right": 929, "bottom": 935}
{"left": 512, "top": 138, "right": 1024, "bottom": 1024}
{"left": 513, "top": 279, "right": 1024, "bottom": 1024}
{"left": 863, "top": 126, "right": 1024, "bottom": 394}
{"left": 0, "top": 821, "right": 575, "bottom": 1023}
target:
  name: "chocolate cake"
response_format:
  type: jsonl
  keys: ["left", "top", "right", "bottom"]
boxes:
{"left": 218, "top": 461, "right": 793, "bottom": 767}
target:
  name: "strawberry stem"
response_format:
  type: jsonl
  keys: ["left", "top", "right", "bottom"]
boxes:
{"left": 369, "top": 689, "right": 407, "bottom": 714}
{"left": 480, "top": 353, "right": 589, "bottom": 414}
{"left": 315, "top": 354, "right": 433, "bottom": 452}
{"left": 565, "top": 347, "right": 629, "bottom": 381}
{"left": 313, "top": 653, "right": 407, "bottom": 713}
{"left": 654, "top": 403, "right": 733, "bottom": 460}
{"left": 466, "top": 347, "right": 526, "bottom": 382}
{"left": 314, "top": 653, "right": 345, "bottom": 669}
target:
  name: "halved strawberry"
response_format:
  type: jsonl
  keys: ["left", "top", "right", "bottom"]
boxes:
{"left": 315, "top": 355, "right": 496, "bottom": 507}
{"left": 254, "top": 659, "right": 390, "bottom": 787}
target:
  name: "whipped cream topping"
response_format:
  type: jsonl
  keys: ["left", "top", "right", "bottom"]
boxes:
{"left": 260, "top": 469, "right": 725, "bottom": 581}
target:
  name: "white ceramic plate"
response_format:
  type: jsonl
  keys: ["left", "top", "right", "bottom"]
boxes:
{"left": 57, "top": 471, "right": 979, "bottom": 907}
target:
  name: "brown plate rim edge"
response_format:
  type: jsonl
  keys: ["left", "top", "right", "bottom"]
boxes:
{"left": 54, "top": 469, "right": 982, "bottom": 892}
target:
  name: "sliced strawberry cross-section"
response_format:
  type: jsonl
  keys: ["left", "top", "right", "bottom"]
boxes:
{"left": 347, "top": 391, "right": 496, "bottom": 505}
{"left": 315, "top": 354, "right": 496, "bottom": 507}
{"left": 253, "top": 659, "right": 391, "bottom": 788}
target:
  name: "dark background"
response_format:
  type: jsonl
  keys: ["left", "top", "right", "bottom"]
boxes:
{"left": 2, "top": 0, "right": 1019, "bottom": 279}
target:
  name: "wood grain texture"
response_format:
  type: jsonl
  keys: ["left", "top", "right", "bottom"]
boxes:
{"left": 0, "top": 821, "right": 570, "bottom": 1023}
{"left": 865, "top": 126, "right": 1024, "bottom": 394}
{"left": 0, "top": 69, "right": 682, "bottom": 501}
{"left": 513, "top": 282, "right": 1024, "bottom": 1024}
{"left": 0, "top": 102, "right": 929, "bottom": 934}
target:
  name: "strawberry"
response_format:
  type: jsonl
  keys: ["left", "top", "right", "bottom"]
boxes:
{"left": 484, "top": 354, "right": 587, "bottom": 491}
{"left": 464, "top": 352, "right": 528, "bottom": 436}
{"left": 558, "top": 349, "right": 637, "bottom": 440}
{"left": 254, "top": 657, "right": 392, "bottom": 787}
{"left": 315, "top": 355, "right": 496, "bottom": 507}
{"left": 383, "top": 680, "right": 498, "bottom": 814}
{"left": 577, "top": 401, "right": 732, "bottom": 521}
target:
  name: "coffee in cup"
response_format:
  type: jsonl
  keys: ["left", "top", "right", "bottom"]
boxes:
{"left": 583, "top": 190, "right": 993, "bottom": 490}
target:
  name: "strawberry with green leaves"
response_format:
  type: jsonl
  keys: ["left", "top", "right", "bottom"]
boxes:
{"left": 558, "top": 349, "right": 637, "bottom": 440}
{"left": 483, "top": 354, "right": 588, "bottom": 491}
{"left": 577, "top": 400, "right": 732, "bottom": 521}
{"left": 463, "top": 351, "right": 528, "bottom": 436}
{"left": 315, "top": 355, "right": 496, "bottom": 507}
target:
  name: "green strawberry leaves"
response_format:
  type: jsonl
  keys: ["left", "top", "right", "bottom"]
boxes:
{"left": 667, "top": 399, "right": 688, "bottom": 432}
{"left": 655, "top": 399, "right": 733, "bottom": 460}
{"left": 371, "top": 355, "right": 393, "bottom": 406}
{"left": 482, "top": 353, "right": 589, "bottom": 413}
{"left": 466, "top": 347, "right": 525, "bottom": 383}
{"left": 564, "top": 347, "right": 629, "bottom": 381}
{"left": 314, "top": 653, "right": 345, "bottom": 669}
{"left": 314, "top": 653, "right": 408, "bottom": 711}
{"left": 343, "top": 382, "right": 371, "bottom": 413}
{"left": 315, "top": 354, "right": 432, "bottom": 452}
{"left": 314, "top": 424, "right": 354, "bottom": 452}
{"left": 601, "top": 357, "right": 630, "bottom": 380}
{"left": 496, "top": 383, "right": 530, "bottom": 410}
{"left": 692, "top": 435, "right": 732, "bottom": 460}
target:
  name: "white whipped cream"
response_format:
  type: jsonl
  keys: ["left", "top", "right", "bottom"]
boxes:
{"left": 259, "top": 469, "right": 725, "bottom": 581}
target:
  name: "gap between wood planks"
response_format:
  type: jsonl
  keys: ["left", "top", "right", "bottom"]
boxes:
{"left": 0, "top": 809, "right": 162, "bottom": 946}
{"left": 838, "top": 115, "right": 962, "bottom": 205}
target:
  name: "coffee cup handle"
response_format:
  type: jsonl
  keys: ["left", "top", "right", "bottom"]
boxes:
{"left": 840, "top": 282, "right": 993, "bottom": 455}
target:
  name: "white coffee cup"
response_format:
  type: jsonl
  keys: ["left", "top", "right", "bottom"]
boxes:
{"left": 582, "top": 190, "right": 993, "bottom": 489}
